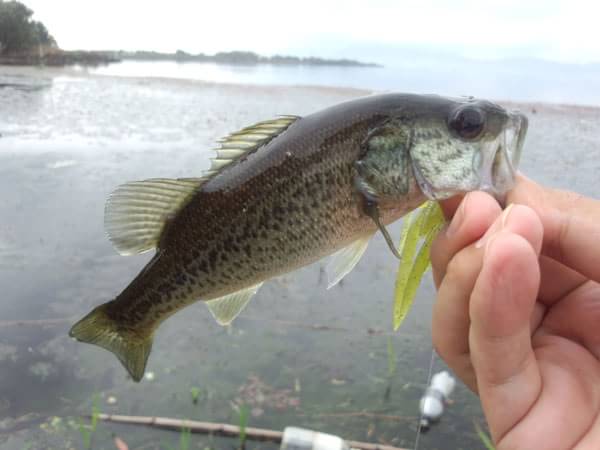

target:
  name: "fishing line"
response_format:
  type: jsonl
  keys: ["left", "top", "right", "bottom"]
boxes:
{"left": 413, "top": 347, "right": 436, "bottom": 450}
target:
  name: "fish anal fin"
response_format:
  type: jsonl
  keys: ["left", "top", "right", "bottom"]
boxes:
{"left": 69, "top": 302, "right": 153, "bottom": 382}
{"left": 105, "top": 178, "right": 203, "bottom": 256}
{"left": 326, "top": 235, "right": 372, "bottom": 289}
{"left": 206, "top": 282, "right": 263, "bottom": 326}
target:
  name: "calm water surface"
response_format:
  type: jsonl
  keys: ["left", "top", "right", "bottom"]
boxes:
{"left": 88, "top": 59, "right": 600, "bottom": 106}
{"left": 0, "top": 66, "right": 599, "bottom": 449}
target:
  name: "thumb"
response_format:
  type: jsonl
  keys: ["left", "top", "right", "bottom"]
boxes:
{"left": 469, "top": 231, "right": 542, "bottom": 442}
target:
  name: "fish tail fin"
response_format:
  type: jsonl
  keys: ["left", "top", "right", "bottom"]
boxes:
{"left": 69, "top": 303, "right": 153, "bottom": 382}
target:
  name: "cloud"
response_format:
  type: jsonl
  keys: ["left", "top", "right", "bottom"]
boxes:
{"left": 25, "top": 0, "right": 600, "bottom": 63}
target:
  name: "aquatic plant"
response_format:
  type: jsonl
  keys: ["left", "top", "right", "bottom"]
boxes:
{"left": 393, "top": 202, "right": 446, "bottom": 330}
{"left": 163, "top": 426, "right": 191, "bottom": 450}
{"left": 387, "top": 336, "right": 397, "bottom": 378}
{"left": 474, "top": 422, "right": 496, "bottom": 450}
{"left": 77, "top": 394, "right": 100, "bottom": 449}
{"left": 190, "top": 386, "right": 202, "bottom": 404}
{"left": 236, "top": 404, "right": 250, "bottom": 449}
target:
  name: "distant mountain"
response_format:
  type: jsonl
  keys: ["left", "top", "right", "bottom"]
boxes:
{"left": 118, "top": 50, "right": 382, "bottom": 68}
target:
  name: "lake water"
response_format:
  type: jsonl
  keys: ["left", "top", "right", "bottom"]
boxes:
{"left": 0, "top": 64, "right": 599, "bottom": 450}
{"left": 87, "top": 59, "right": 600, "bottom": 107}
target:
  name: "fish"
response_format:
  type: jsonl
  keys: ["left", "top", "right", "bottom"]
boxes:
{"left": 69, "top": 93, "right": 528, "bottom": 381}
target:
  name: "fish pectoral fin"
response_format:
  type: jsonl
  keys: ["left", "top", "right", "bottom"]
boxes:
{"left": 326, "top": 235, "right": 372, "bottom": 289}
{"left": 354, "top": 180, "right": 402, "bottom": 260}
{"left": 69, "top": 302, "right": 153, "bottom": 382}
{"left": 105, "top": 178, "right": 204, "bottom": 255}
{"left": 205, "top": 282, "right": 264, "bottom": 326}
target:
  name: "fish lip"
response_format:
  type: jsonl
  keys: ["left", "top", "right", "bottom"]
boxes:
{"left": 481, "top": 111, "right": 528, "bottom": 202}
{"left": 512, "top": 112, "right": 528, "bottom": 168}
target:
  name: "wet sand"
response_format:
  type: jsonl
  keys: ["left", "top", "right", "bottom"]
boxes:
{"left": 1, "top": 66, "right": 599, "bottom": 449}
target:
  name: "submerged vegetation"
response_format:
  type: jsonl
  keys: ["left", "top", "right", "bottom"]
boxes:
{"left": 77, "top": 395, "right": 100, "bottom": 449}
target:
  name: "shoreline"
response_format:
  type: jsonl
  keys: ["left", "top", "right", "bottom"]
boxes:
{"left": 0, "top": 50, "right": 119, "bottom": 67}
{"left": 2, "top": 64, "right": 600, "bottom": 114}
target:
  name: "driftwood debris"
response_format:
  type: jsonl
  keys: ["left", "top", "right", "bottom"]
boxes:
{"left": 92, "top": 414, "right": 410, "bottom": 450}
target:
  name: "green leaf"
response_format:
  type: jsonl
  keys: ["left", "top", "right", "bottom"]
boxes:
{"left": 393, "top": 202, "right": 446, "bottom": 330}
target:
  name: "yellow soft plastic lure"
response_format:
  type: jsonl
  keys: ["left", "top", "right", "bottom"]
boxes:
{"left": 393, "top": 201, "right": 446, "bottom": 330}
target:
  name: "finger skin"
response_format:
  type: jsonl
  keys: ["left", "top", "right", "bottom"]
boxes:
{"left": 431, "top": 192, "right": 501, "bottom": 390}
{"left": 498, "top": 333, "right": 600, "bottom": 450}
{"left": 538, "top": 281, "right": 600, "bottom": 360}
{"left": 433, "top": 178, "right": 600, "bottom": 449}
{"left": 469, "top": 233, "right": 542, "bottom": 443}
{"left": 431, "top": 204, "right": 543, "bottom": 391}
{"left": 508, "top": 176, "right": 600, "bottom": 284}
{"left": 431, "top": 192, "right": 502, "bottom": 287}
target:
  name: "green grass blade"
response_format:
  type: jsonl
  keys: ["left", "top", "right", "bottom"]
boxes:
{"left": 393, "top": 201, "right": 446, "bottom": 330}
{"left": 387, "top": 336, "right": 397, "bottom": 377}
{"left": 179, "top": 427, "right": 191, "bottom": 450}
{"left": 393, "top": 210, "right": 422, "bottom": 329}
{"left": 402, "top": 222, "right": 445, "bottom": 308}
{"left": 474, "top": 422, "right": 496, "bottom": 450}
{"left": 420, "top": 202, "right": 445, "bottom": 237}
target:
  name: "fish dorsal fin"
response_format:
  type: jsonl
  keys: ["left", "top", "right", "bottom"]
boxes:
{"left": 203, "top": 115, "right": 299, "bottom": 179}
{"left": 326, "top": 235, "right": 372, "bottom": 289}
{"left": 105, "top": 177, "right": 204, "bottom": 255}
{"left": 205, "top": 282, "right": 263, "bottom": 326}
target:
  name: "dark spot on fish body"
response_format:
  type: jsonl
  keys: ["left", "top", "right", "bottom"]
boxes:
{"left": 174, "top": 273, "right": 188, "bottom": 286}
{"left": 208, "top": 249, "right": 218, "bottom": 271}
{"left": 135, "top": 297, "right": 154, "bottom": 318}
{"left": 157, "top": 282, "right": 171, "bottom": 294}
{"left": 197, "top": 260, "right": 209, "bottom": 274}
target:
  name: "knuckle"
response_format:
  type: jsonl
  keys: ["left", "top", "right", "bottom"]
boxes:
{"left": 445, "top": 251, "right": 471, "bottom": 284}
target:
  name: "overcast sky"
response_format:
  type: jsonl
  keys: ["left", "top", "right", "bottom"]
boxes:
{"left": 25, "top": 0, "right": 600, "bottom": 64}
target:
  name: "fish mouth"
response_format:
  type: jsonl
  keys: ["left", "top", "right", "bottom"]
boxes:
{"left": 477, "top": 112, "right": 528, "bottom": 202}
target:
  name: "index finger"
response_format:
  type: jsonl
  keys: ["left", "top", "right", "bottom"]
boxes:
{"left": 507, "top": 175, "right": 600, "bottom": 283}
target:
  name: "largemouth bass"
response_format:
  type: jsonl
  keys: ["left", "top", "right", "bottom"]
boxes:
{"left": 70, "top": 93, "right": 528, "bottom": 381}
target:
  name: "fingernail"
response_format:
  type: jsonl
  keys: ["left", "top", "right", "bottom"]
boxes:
{"left": 475, "top": 204, "right": 515, "bottom": 248}
{"left": 500, "top": 203, "right": 515, "bottom": 228}
{"left": 446, "top": 194, "right": 469, "bottom": 237}
{"left": 483, "top": 233, "right": 499, "bottom": 257}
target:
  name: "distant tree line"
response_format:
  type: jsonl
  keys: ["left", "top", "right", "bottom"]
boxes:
{"left": 0, "top": 0, "right": 56, "bottom": 55}
{"left": 121, "top": 50, "right": 381, "bottom": 67}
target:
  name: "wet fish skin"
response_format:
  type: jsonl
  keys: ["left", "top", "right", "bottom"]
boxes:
{"left": 70, "top": 93, "right": 527, "bottom": 381}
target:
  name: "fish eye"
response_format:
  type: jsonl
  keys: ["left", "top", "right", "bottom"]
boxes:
{"left": 448, "top": 107, "right": 485, "bottom": 140}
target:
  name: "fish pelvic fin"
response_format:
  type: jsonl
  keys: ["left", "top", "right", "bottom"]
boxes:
{"left": 326, "top": 235, "right": 372, "bottom": 289}
{"left": 206, "top": 282, "right": 264, "bottom": 326}
{"left": 69, "top": 303, "right": 153, "bottom": 382}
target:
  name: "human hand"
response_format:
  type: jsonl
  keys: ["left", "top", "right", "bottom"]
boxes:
{"left": 430, "top": 176, "right": 600, "bottom": 449}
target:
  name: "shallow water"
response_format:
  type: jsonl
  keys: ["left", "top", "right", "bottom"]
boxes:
{"left": 89, "top": 59, "right": 600, "bottom": 106}
{"left": 0, "top": 66, "right": 599, "bottom": 449}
